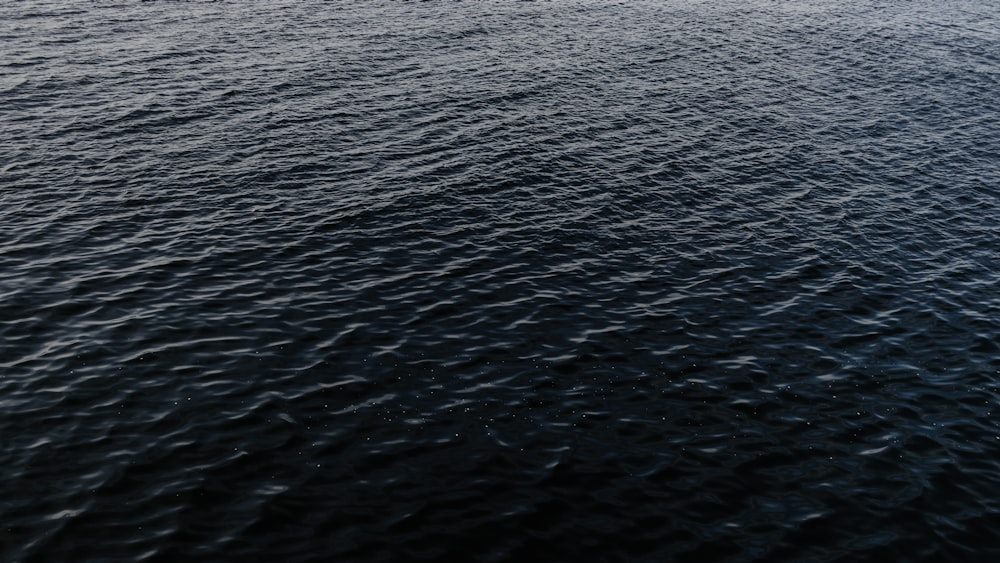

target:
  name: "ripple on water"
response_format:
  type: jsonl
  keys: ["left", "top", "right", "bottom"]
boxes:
{"left": 3, "top": 0, "right": 1000, "bottom": 561}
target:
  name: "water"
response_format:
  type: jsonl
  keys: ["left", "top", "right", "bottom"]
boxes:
{"left": 3, "top": 0, "right": 1000, "bottom": 560}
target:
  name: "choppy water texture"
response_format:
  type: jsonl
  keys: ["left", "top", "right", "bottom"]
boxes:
{"left": 3, "top": 0, "right": 1000, "bottom": 560}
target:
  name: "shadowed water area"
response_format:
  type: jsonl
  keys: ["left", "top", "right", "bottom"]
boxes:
{"left": 3, "top": 0, "right": 1000, "bottom": 560}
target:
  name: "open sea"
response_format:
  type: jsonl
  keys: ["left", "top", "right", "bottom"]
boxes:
{"left": 3, "top": 0, "right": 1000, "bottom": 560}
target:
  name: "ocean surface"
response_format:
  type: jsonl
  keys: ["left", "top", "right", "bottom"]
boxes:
{"left": 3, "top": 0, "right": 1000, "bottom": 560}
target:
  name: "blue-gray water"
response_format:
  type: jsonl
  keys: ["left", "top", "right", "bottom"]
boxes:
{"left": 3, "top": 0, "right": 1000, "bottom": 560}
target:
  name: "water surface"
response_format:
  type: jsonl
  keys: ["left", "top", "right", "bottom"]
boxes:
{"left": 3, "top": 0, "right": 1000, "bottom": 560}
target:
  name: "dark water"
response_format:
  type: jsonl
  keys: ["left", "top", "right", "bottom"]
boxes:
{"left": 3, "top": 0, "right": 1000, "bottom": 560}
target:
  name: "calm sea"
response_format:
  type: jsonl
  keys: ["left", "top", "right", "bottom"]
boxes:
{"left": 3, "top": 0, "right": 1000, "bottom": 560}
